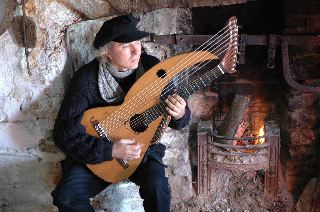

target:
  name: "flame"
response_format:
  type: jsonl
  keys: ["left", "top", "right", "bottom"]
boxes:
{"left": 258, "top": 125, "right": 265, "bottom": 144}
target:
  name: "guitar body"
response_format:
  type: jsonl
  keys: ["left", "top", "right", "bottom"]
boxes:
{"left": 82, "top": 105, "right": 163, "bottom": 183}
{"left": 81, "top": 51, "right": 218, "bottom": 183}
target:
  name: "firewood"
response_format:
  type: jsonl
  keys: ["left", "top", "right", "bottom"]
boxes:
{"left": 217, "top": 94, "right": 251, "bottom": 145}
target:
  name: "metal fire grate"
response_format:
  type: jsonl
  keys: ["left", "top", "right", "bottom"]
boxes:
{"left": 197, "top": 120, "right": 280, "bottom": 200}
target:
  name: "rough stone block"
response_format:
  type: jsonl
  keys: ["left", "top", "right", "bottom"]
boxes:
{"left": 288, "top": 145, "right": 317, "bottom": 160}
{"left": 161, "top": 128, "right": 194, "bottom": 205}
{"left": 284, "top": 161, "right": 316, "bottom": 194}
{"left": 286, "top": 108, "right": 317, "bottom": 129}
{"left": 0, "top": 151, "right": 63, "bottom": 211}
{"left": 287, "top": 92, "right": 317, "bottom": 110}
{"left": 288, "top": 128, "right": 315, "bottom": 146}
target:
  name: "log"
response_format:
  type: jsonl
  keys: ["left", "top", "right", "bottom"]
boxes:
{"left": 217, "top": 94, "right": 250, "bottom": 145}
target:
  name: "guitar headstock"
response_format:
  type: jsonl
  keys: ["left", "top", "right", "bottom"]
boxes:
{"left": 221, "top": 16, "right": 238, "bottom": 74}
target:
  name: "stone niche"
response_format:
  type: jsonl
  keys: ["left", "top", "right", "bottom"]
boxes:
{"left": 0, "top": 0, "right": 250, "bottom": 210}
{"left": 65, "top": 8, "right": 195, "bottom": 211}
{"left": 1, "top": 0, "right": 319, "bottom": 211}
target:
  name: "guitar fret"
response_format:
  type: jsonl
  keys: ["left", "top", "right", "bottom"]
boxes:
{"left": 148, "top": 108, "right": 157, "bottom": 122}
{"left": 200, "top": 77, "right": 206, "bottom": 86}
{"left": 205, "top": 74, "right": 211, "bottom": 83}
{"left": 179, "top": 91, "right": 188, "bottom": 100}
{"left": 217, "top": 64, "right": 225, "bottom": 74}
{"left": 185, "top": 88, "right": 191, "bottom": 97}
{"left": 144, "top": 111, "right": 153, "bottom": 125}
{"left": 191, "top": 85, "right": 196, "bottom": 93}
{"left": 195, "top": 81, "right": 200, "bottom": 89}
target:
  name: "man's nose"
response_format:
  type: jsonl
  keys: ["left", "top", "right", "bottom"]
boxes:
{"left": 131, "top": 44, "right": 140, "bottom": 55}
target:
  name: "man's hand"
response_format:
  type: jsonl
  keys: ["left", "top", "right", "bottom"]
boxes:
{"left": 165, "top": 93, "right": 186, "bottom": 120}
{"left": 112, "top": 139, "right": 143, "bottom": 161}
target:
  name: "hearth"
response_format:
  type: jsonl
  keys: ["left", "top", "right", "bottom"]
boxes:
{"left": 197, "top": 120, "right": 280, "bottom": 201}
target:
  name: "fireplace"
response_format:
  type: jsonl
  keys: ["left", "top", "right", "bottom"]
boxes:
{"left": 197, "top": 119, "right": 281, "bottom": 198}
{"left": 173, "top": 1, "right": 319, "bottom": 210}
{"left": 65, "top": 1, "right": 319, "bottom": 210}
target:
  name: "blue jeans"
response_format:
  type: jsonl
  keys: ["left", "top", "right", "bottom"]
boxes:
{"left": 52, "top": 154, "right": 170, "bottom": 212}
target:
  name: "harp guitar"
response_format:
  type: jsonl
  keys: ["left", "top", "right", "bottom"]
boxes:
{"left": 81, "top": 17, "right": 239, "bottom": 183}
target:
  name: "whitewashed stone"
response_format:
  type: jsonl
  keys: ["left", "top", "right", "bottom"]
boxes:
{"left": 138, "top": 8, "right": 192, "bottom": 35}
{"left": 63, "top": 0, "right": 246, "bottom": 19}
{"left": 0, "top": 150, "right": 63, "bottom": 211}
{"left": 161, "top": 128, "right": 194, "bottom": 205}
{"left": 99, "top": 181, "right": 144, "bottom": 212}
{"left": 0, "top": 1, "right": 81, "bottom": 211}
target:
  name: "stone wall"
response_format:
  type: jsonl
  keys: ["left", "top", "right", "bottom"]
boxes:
{"left": 0, "top": 1, "right": 203, "bottom": 211}
{"left": 280, "top": 0, "right": 320, "bottom": 200}
{"left": 1, "top": 1, "right": 82, "bottom": 211}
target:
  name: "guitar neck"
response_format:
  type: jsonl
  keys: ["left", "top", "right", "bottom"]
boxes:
{"left": 178, "top": 63, "right": 225, "bottom": 99}
{"left": 143, "top": 63, "right": 225, "bottom": 124}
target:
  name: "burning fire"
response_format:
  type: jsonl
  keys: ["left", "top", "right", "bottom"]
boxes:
{"left": 250, "top": 125, "right": 265, "bottom": 145}
{"left": 235, "top": 124, "right": 266, "bottom": 146}
{"left": 258, "top": 125, "right": 265, "bottom": 144}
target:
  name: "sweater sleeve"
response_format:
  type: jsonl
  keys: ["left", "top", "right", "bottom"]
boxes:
{"left": 168, "top": 104, "right": 191, "bottom": 130}
{"left": 53, "top": 65, "right": 113, "bottom": 164}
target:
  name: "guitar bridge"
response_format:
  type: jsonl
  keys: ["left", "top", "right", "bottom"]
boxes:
{"left": 117, "top": 159, "right": 129, "bottom": 169}
{"left": 90, "top": 118, "right": 108, "bottom": 139}
{"left": 90, "top": 117, "right": 129, "bottom": 169}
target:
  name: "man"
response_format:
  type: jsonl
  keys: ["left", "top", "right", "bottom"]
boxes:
{"left": 51, "top": 14, "right": 191, "bottom": 212}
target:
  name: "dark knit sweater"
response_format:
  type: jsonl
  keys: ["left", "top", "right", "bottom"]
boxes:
{"left": 53, "top": 54, "right": 191, "bottom": 164}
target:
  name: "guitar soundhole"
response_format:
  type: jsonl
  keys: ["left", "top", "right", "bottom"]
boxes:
{"left": 157, "top": 69, "right": 167, "bottom": 78}
{"left": 129, "top": 114, "right": 148, "bottom": 133}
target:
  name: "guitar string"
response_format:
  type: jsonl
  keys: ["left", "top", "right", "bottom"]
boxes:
{"left": 100, "top": 31, "right": 230, "bottom": 133}
{"left": 120, "top": 50, "right": 237, "bottom": 144}
{"left": 111, "top": 43, "right": 237, "bottom": 140}
{"left": 99, "top": 20, "right": 237, "bottom": 134}
{"left": 119, "top": 33, "right": 231, "bottom": 127}
{"left": 100, "top": 23, "right": 237, "bottom": 135}
{"left": 144, "top": 41, "right": 238, "bottom": 125}
{"left": 99, "top": 26, "right": 230, "bottom": 132}
{"left": 112, "top": 39, "right": 237, "bottom": 136}
{"left": 97, "top": 24, "right": 230, "bottom": 128}
{"left": 101, "top": 28, "right": 231, "bottom": 129}
{"left": 126, "top": 19, "right": 237, "bottom": 120}
{"left": 123, "top": 24, "right": 239, "bottom": 132}
{"left": 105, "top": 25, "right": 237, "bottom": 135}
{"left": 115, "top": 25, "right": 238, "bottom": 126}
{"left": 132, "top": 39, "right": 234, "bottom": 125}
{"left": 138, "top": 37, "right": 235, "bottom": 124}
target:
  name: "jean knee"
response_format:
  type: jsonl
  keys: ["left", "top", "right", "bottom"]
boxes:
{"left": 141, "top": 176, "right": 170, "bottom": 196}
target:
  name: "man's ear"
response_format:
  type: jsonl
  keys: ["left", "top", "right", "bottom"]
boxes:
{"left": 105, "top": 50, "right": 113, "bottom": 62}
{"left": 105, "top": 42, "right": 113, "bottom": 62}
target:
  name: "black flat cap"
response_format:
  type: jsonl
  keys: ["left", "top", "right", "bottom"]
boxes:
{"left": 93, "top": 14, "right": 149, "bottom": 49}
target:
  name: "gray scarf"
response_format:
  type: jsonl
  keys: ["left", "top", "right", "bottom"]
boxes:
{"left": 98, "top": 62, "right": 144, "bottom": 103}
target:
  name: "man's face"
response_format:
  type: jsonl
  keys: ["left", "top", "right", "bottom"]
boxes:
{"left": 107, "top": 40, "right": 142, "bottom": 71}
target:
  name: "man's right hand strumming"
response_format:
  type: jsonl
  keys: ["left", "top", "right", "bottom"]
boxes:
{"left": 112, "top": 139, "right": 144, "bottom": 161}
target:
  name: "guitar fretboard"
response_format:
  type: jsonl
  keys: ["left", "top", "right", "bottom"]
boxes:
{"left": 142, "top": 64, "right": 225, "bottom": 125}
